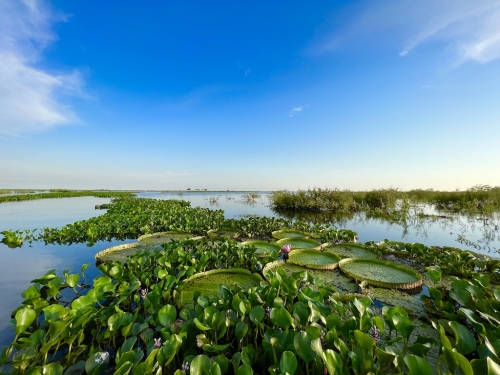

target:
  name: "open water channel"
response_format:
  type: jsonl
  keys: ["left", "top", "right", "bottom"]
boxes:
{"left": 0, "top": 192, "right": 499, "bottom": 347}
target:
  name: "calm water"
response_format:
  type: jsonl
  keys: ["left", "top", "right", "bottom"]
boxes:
{"left": 0, "top": 192, "right": 499, "bottom": 347}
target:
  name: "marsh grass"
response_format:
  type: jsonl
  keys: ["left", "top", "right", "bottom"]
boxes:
{"left": 271, "top": 185, "right": 500, "bottom": 215}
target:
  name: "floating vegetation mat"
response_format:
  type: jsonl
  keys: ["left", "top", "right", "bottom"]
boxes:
{"left": 276, "top": 237, "right": 321, "bottom": 249}
{"left": 263, "top": 260, "right": 357, "bottom": 292}
{"left": 137, "top": 231, "right": 194, "bottom": 246}
{"left": 365, "top": 287, "right": 428, "bottom": 318}
{"left": 325, "top": 244, "right": 378, "bottom": 259}
{"left": 207, "top": 228, "right": 240, "bottom": 239}
{"left": 289, "top": 249, "right": 341, "bottom": 270}
{"left": 339, "top": 258, "right": 423, "bottom": 290}
{"left": 177, "top": 269, "right": 263, "bottom": 308}
{"left": 95, "top": 243, "right": 159, "bottom": 263}
{"left": 239, "top": 240, "right": 280, "bottom": 257}
{"left": 272, "top": 229, "right": 311, "bottom": 239}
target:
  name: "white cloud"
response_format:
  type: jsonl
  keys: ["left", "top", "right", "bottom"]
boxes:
{"left": 289, "top": 106, "right": 305, "bottom": 117}
{"left": 0, "top": 0, "right": 83, "bottom": 136}
{"left": 317, "top": 0, "right": 500, "bottom": 65}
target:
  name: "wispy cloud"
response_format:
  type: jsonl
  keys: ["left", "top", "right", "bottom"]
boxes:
{"left": 289, "top": 105, "right": 305, "bottom": 117}
{"left": 244, "top": 69, "right": 251, "bottom": 76}
{"left": 316, "top": 0, "right": 500, "bottom": 65}
{"left": 0, "top": 0, "right": 84, "bottom": 136}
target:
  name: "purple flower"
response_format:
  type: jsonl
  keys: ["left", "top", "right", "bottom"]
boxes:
{"left": 369, "top": 326, "right": 381, "bottom": 342}
{"left": 140, "top": 288, "right": 148, "bottom": 299}
{"left": 154, "top": 338, "right": 161, "bottom": 348}
{"left": 182, "top": 361, "right": 190, "bottom": 373}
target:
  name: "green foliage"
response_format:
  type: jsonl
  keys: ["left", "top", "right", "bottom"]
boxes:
{"left": 0, "top": 190, "right": 135, "bottom": 203}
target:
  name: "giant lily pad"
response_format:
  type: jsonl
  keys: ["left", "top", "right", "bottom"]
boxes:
{"left": 137, "top": 231, "right": 195, "bottom": 246}
{"left": 239, "top": 240, "right": 281, "bottom": 258}
{"left": 207, "top": 228, "right": 240, "bottom": 239}
{"left": 272, "top": 229, "right": 311, "bottom": 240}
{"left": 276, "top": 238, "right": 322, "bottom": 250}
{"left": 263, "top": 260, "right": 357, "bottom": 292}
{"left": 95, "top": 243, "right": 157, "bottom": 263}
{"left": 289, "top": 249, "right": 341, "bottom": 270}
{"left": 177, "top": 269, "right": 263, "bottom": 308}
{"left": 326, "top": 244, "right": 378, "bottom": 259}
{"left": 338, "top": 258, "right": 423, "bottom": 290}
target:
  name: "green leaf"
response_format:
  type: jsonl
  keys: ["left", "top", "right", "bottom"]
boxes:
{"left": 158, "top": 304, "right": 177, "bottom": 327}
{"left": 294, "top": 331, "right": 317, "bottom": 363}
{"left": 194, "top": 317, "right": 212, "bottom": 331}
{"left": 270, "top": 308, "right": 293, "bottom": 330}
{"left": 280, "top": 351, "right": 298, "bottom": 375}
{"left": 85, "top": 352, "right": 110, "bottom": 374}
{"left": 249, "top": 306, "right": 265, "bottom": 326}
{"left": 404, "top": 354, "right": 435, "bottom": 375}
{"left": 425, "top": 266, "right": 442, "bottom": 284}
{"left": 42, "top": 363, "right": 63, "bottom": 375}
{"left": 235, "top": 322, "right": 249, "bottom": 341}
{"left": 488, "top": 357, "right": 500, "bottom": 375}
{"left": 235, "top": 364, "right": 253, "bottom": 375}
{"left": 15, "top": 307, "right": 36, "bottom": 335}
{"left": 449, "top": 321, "right": 476, "bottom": 355}
{"left": 354, "top": 330, "right": 376, "bottom": 352}
{"left": 190, "top": 354, "right": 212, "bottom": 375}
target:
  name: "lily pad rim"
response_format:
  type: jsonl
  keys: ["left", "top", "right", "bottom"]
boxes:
{"left": 271, "top": 229, "right": 312, "bottom": 239}
{"left": 338, "top": 257, "right": 423, "bottom": 290}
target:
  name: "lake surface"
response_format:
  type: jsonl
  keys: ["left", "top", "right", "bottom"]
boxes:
{"left": 0, "top": 192, "right": 499, "bottom": 347}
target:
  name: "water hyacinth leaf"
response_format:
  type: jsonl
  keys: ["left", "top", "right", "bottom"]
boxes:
{"left": 214, "top": 354, "right": 229, "bottom": 374}
{"left": 404, "top": 354, "right": 434, "bottom": 375}
{"left": 354, "top": 330, "right": 376, "bottom": 352}
{"left": 211, "top": 362, "right": 222, "bottom": 375}
{"left": 114, "top": 361, "right": 133, "bottom": 375}
{"left": 294, "top": 331, "right": 317, "bottom": 363}
{"left": 452, "top": 349, "right": 473, "bottom": 375}
{"left": 235, "top": 322, "right": 249, "bottom": 341}
{"left": 487, "top": 357, "right": 500, "bottom": 375}
{"left": 280, "top": 351, "right": 298, "bottom": 375}
{"left": 190, "top": 354, "right": 212, "bottom": 375}
{"left": 15, "top": 307, "right": 36, "bottom": 335}
{"left": 65, "top": 274, "right": 80, "bottom": 288}
{"left": 323, "top": 349, "right": 343, "bottom": 375}
{"left": 425, "top": 266, "right": 442, "bottom": 284}
{"left": 235, "top": 364, "right": 253, "bottom": 375}
{"left": 292, "top": 302, "right": 309, "bottom": 326}
{"left": 85, "top": 352, "right": 110, "bottom": 374}
{"left": 158, "top": 304, "right": 177, "bottom": 327}
{"left": 62, "top": 361, "right": 85, "bottom": 375}
{"left": 249, "top": 305, "right": 265, "bottom": 325}
{"left": 450, "top": 289, "right": 472, "bottom": 307}
{"left": 194, "top": 317, "right": 212, "bottom": 331}
{"left": 270, "top": 308, "right": 293, "bottom": 330}
{"left": 449, "top": 321, "right": 476, "bottom": 355}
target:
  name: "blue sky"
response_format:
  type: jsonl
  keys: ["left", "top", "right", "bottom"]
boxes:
{"left": 1, "top": 0, "right": 499, "bottom": 191}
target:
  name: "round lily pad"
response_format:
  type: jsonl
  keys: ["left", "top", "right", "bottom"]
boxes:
{"left": 262, "top": 260, "right": 357, "bottom": 293}
{"left": 338, "top": 258, "right": 423, "bottom": 290}
{"left": 207, "top": 228, "right": 240, "bottom": 239}
{"left": 177, "top": 269, "right": 263, "bottom": 308}
{"left": 276, "top": 238, "right": 322, "bottom": 249}
{"left": 137, "top": 231, "right": 194, "bottom": 246}
{"left": 95, "top": 243, "right": 157, "bottom": 263}
{"left": 239, "top": 240, "right": 281, "bottom": 258}
{"left": 272, "top": 229, "right": 311, "bottom": 240}
{"left": 326, "top": 244, "right": 378, "bottom": 259}
{"left": 289, "top": 249, "right": 341, "bottom": 270}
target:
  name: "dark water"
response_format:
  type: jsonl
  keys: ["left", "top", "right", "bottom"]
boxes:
{"left": 0, "top": 192, "right": 499, "bottom": 347}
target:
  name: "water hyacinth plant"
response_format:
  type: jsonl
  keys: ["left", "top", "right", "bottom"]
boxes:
{"left": 1, "top": 197, "right": 500, "bottom": 374}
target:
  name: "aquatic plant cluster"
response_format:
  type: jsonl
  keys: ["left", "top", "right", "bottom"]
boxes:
{"left": 271, "top": 185, "right": 500, "bottom": 214}
{"left": 1, "top": 198, "right": 356, "bottom": 248}
{"left": 2, "top": 197, "right": 500, "bottom": 374}
{"left": 2, "top": 233, "right": 500, "bottom": 374}
{"left": 0, "top": 190, "right": 135, "bottom": 204}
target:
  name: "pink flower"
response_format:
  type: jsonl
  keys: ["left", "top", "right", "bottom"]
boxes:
{"left": 281, "top": 244, "right": 292, "bottom": 253}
